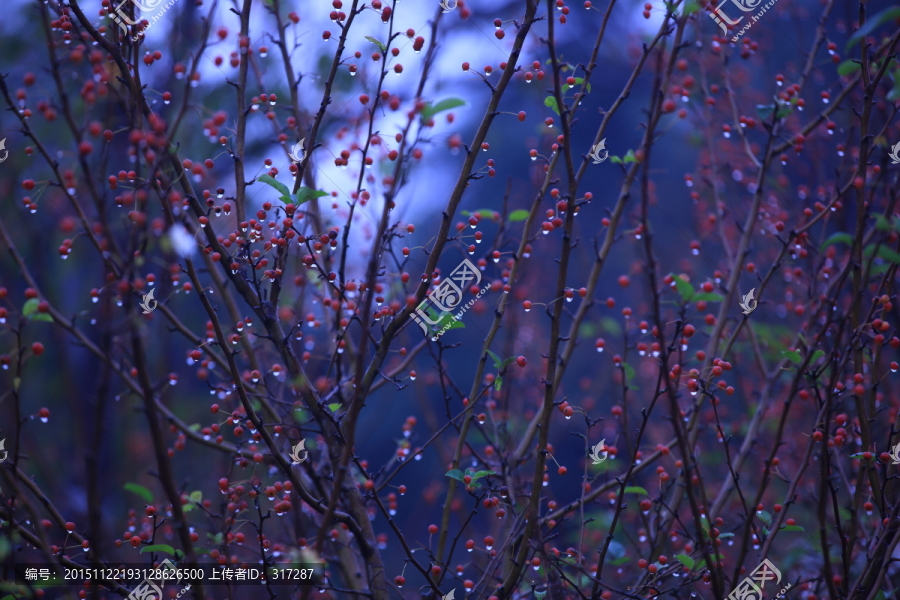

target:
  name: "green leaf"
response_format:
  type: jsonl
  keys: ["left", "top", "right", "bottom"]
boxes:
{"left": 781, "top": 524, "right": 805, "bottom": 532}
{"left": 486, "top": 349, "right": 502, "bottom": 369}
{"left": 257, "top": 174, "right": 290, "bottom": 198}
{"left": 610, "top": 555, "right": 631, "bottom": 566}
{"left": 494, "top": 376, "right": 502, "bottom": 391}
{"left": 692, "top": 292, "right": 724, "bottom": 302}
{"left": 624, "top": 486, "right": 648, "bottom": 495}
{"left": 22, "top": 298, "right": 53, "bottom": 321}
{"left": 781, "top": 350, "right": 802, "bottom": 364}
{"left": 873, "top": 214, "right": 900, "bottom": 232}
{"left": 189, "top": 490, "right": 202, "bottom": 503}
{"left": 500, "top": 356, "right": 517, "bottom": 369}
{"left": 683, "top": 2, "right": 700, "bottom": 15}
{"left": 295, "top": 187, "right": 328, "bottom": 205}
{"left": 609, "top": 155, "right": 623, "bottom": 164}
{"left": 757, "top": 509, "right": 772, "bottom": 525}
{"left": 622, "top": 362, "right": 636, "bottom": 385}
{"left": 364, "top": 36, "right": 386, "bottom": 52}
{"left": 756, "top": 104, "right": 774, "bottom": 121}
{"left": 623, "top": 149, "right": 636, "bottom": 163}
{"left": 676, "top": 554, "right": 695, "bottom": 570}
{"left": 124, "top": 482, "right": 154, "bottom": 503}
{"left": 845, "top": 7, "right": 900, "bottom": 53}
{"left": 140, "top": 544, "right": 176, "bottom": 556}
{"left": 820, "top": 231, "right": 853, "bottom": 252}
{"left": 810, "top": 350, "right": 825, "bottom": 363}
{"left": 421, "top": 98, "right": 466, "bottom": 121}
{"left": 21, "top": 298, "right": 44, "bottom": 320}
{"left": 601, "top": 317, "right": 622, "bottom": 336}
{"left": 563, "top": 77, "right": 591, "bottom": 93}
{"left": 471, "top": 470, "right": 497, "bottom": 479}
{"left": 865, "top": 245, "right": 900, "bottom": 264}
{"left": 424, "top": 305, "right": 463, "bottom": 331}
{"left": 837, "top": 60, "right": 861, "bottom": 77}
{"left": 671, "top": 275, "right": 694, "bottom": 302}
{"left": 544, "top": 96, "right": 560, "bottom": 115}
{"left": 717, "top": 532, "right": 735, "bottom": 538}
{"left": 328, "top": 403, "right": 341, "bottom": 412}
{"left": 508, "top": 209, "right": 530, "bottom": 222}
{"left": 445, "top": 469, "right": 465, "bottom": 482}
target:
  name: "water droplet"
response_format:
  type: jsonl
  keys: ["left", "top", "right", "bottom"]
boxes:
{"left": 723, "top": 132, "right": 731, "bottom": 138}
{"left": 40, "top": 417, "right": 48, "bottom": 423}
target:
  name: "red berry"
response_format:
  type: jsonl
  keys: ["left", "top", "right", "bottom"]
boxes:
{"left": 31, "top": 342, "right": 45, "bottom": 355}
